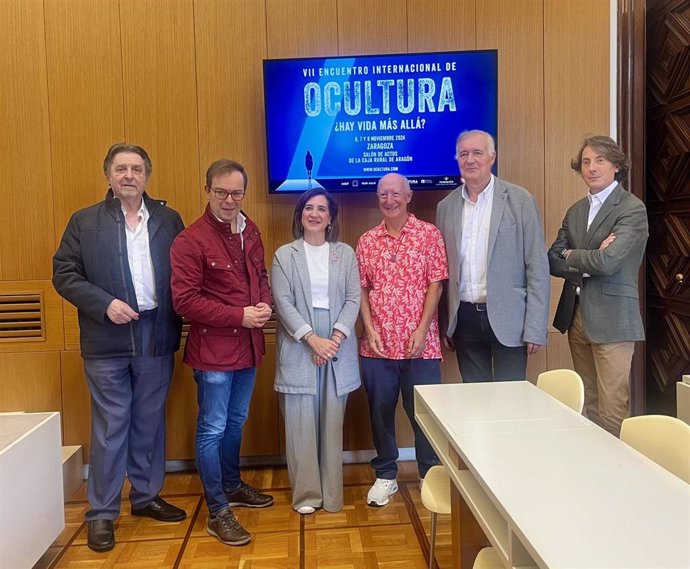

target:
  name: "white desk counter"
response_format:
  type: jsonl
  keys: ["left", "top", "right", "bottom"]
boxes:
{"left": 415, "top": 382, "right": 690, "bottom": 569}
{"left": 0, "top": 412, "right": 64, "bottom": 569}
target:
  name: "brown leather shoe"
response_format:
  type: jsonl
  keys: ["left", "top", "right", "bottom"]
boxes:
{"left": 132, "top": 496, "right": 186, "bottom": 522}
{"left": 207, "top": 506, "right": 251, "bottom": 546}
{"left": 225, "top": 482, "right": 274, "bottom": 508}
{"left": 87, "top": 519, "right": 115, "bottom": 552}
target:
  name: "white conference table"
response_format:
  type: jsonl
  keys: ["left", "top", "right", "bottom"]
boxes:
{"left": 0, "top": 412, "right": 64, "bottom": 569}
{"left": 414, "top": 381, "right": 690, "bottom": 569}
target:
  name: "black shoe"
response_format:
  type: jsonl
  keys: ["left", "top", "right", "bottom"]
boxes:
{"left": 87, "top": 519, "right": 115, "bottom": 552}
{"left": 132, "top": 496, "right": 186, "bottom": 522}
{"left": 225, "top": 481, "right": 274, "bottom": 508}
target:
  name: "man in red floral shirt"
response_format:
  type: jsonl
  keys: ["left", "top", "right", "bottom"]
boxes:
{"left": 356, "top": 172, "right": 449, "bottom": 507}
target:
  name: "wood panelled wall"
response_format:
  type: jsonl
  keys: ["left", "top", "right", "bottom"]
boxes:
{"left": 0, "top": 0, "right": 611, "bottom": 460}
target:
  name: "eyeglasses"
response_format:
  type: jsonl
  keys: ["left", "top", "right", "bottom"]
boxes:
{"left": 208, "top": 187, "right": 246, "bottom": 201}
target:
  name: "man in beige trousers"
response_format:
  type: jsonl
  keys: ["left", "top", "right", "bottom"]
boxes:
{"left": 549, "top": 136, "right": 648, "bottom": 436}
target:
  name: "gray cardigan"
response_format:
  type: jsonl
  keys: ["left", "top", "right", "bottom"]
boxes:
{"left": 272, "top": 239, "right": 361, "bottom": 396}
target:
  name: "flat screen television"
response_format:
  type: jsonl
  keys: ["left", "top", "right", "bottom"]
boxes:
{"left": 263, "top": 49, "right": 498, "bottom": 193}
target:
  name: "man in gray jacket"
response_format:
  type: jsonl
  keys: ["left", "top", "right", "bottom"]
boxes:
{"left": 53, "top": 144, "right": 185, "bottom": 552}
{"left": 436, "top": 130, "right": 550, "bottom": 382}
{"left": 549, "top": 136, "right": 648, "bottom": 436}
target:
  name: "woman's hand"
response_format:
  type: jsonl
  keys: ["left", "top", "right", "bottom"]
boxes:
{"left": 312, "top": 354, "right": 328, "bottom": 366}
{"left": 306, "top": 334, "right": 340, "bottom": 361}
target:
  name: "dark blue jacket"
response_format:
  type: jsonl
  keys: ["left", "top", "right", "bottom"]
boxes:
{"left": 53, "top": 190, "right": 184, "bottom": 358}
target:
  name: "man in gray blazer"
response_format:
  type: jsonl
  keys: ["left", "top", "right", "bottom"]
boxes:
{"left": 549, "top": 136, "right": 648, "bottom": 436}
{"left": 436, "top": 130, "right": 550, "bottom": 381}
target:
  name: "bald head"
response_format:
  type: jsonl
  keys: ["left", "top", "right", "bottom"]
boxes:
{"left": 376, "top": 172, "right": 412, "bottom": 226}
{"left": 377, "top": 172, "right": 410, "bottom": 193}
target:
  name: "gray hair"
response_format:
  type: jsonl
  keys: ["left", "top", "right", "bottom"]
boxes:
{"left": 455, "top": 130, "right": 496, "bottom": 158}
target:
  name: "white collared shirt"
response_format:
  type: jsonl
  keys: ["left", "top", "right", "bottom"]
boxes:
{"left": 213, "top": 211, "right": 247, "bottom": 249}
{"left": 123, "top": 201, "right": 157, "bottom": 311}
{"left": 587, "top": 181, "right": 617, "bottom": 230}
{"left": 577, "top": 181, "right": 617, "bottom": 288}
{"left": 459, "top": 175, "right": 495, "bottom": 303}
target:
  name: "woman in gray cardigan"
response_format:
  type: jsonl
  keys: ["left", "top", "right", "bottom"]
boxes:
{"left": 272, "top": 189, "right": 361, "bottom": 514}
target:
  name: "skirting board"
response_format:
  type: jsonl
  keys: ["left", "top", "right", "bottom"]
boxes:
{"left": 82, "top": 447, "right": 417, "bottom": 478}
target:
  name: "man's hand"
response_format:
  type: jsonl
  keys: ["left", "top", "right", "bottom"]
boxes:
{"left": 406, "top": 328, "right": 427, "bottom": 358}
{"left": 526, "top": 342, "right": 542, "bottom": 356}
{"left": 242, "top": 304, "right": 272, "bottom": 328}
{"left": 365, "top": 327, "right": 385, "bottom": 357}
{"left": 255, "top": 302, "right": 272, "bottom": 313}
{"left": 441, "top": 336, "right": 456, "bottom": 351}
{"left": 106, "top": 299, "right": 139, "bottom": 324}
{"left": 599, "top": 233, "right": 616, "bottom": 250}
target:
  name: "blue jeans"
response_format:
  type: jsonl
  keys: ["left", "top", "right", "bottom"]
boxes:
{"left": 193, "top": 367, "right": 256, "bottom": 515}
{"left": 361, "top": 357, "right": 440, "bottom": 479}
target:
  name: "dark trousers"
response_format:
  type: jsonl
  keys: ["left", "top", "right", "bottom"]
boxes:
{"left": 83, "top": 310, "right": 174, "bottom": 521}
{"left": 361, "top": 357, "right": 440, "bottom": 479}
{"left": 453, "top": 302, "right": 527, "bottom": 382}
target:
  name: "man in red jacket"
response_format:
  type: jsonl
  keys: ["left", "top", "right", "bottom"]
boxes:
{"left": 170, "top": 159, "right": 273, "bottom": 547}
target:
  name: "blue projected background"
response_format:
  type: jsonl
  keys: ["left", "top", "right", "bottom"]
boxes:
{"left": 263, "top": 50, "right": 497, "bottom": 193}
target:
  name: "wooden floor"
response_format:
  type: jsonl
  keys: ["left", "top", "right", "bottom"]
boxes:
{"left": 34, "top": 461, "right": 453, "bottom": 568}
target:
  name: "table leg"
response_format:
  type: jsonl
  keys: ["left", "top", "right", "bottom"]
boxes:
{"left": 449, "top": 448, "right": 490, "bottom": 569}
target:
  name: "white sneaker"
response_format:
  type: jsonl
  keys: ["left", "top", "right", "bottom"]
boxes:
{"left": 367, "top": 478, "right": 398, "bottom": 507}
{"left": 296, "top": 506, "right": 315, "bottom": 515}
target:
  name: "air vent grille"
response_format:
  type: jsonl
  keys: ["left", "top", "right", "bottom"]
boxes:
{"left": 0, "top": 293, "right": 44, "bottom": 341}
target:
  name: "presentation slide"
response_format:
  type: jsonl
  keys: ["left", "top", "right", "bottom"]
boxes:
{"left": 263, "top": 50, "right": 497, "bottom": 193}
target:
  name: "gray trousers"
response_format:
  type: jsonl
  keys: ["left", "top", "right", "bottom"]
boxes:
{"left": 83, "top": 311, "right": 174, "bottom": 520}
{"left": 279, "top": 308, "right": 348, "bottom": 512}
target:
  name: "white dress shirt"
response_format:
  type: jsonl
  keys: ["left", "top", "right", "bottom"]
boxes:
{"left": 587, "top": 181, "right": 617, "bottom": 230}
{"left": 576, "top": 181, "right": 618, "bottom": 288}
{"left": 212, "top": 211, "right": 247, "bottom": 249}
{"left": 459, "top": 175, "right": 495, "bottom": 303}
{"left": 123, "top": 201, "right": 157, "bottom": 311}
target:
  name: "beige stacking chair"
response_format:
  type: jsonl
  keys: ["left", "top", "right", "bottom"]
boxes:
{"left": 536, "top": 369, "right": 585, "bottom": 413}
{"left": 473, "top": 546, "right": 503, "bottom": 568}
{"left": 620, "top": 415, "right": 690, "bottom": 483}
{"left": 420, "top": 465, "right": 451, "bottom": 569}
